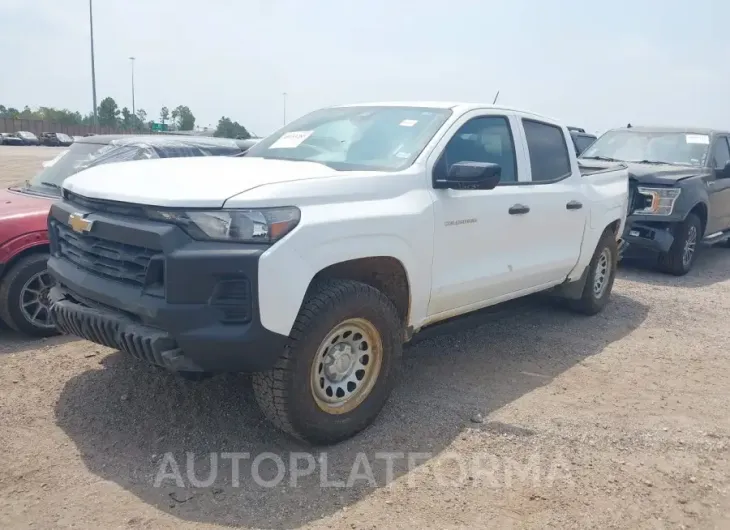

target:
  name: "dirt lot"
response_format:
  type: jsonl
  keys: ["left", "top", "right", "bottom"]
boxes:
{"left": 1, "top": 147, "right": 729, "bottom": 529}
{"left": 0, "top": 145, "right": 65, "bottom": 188}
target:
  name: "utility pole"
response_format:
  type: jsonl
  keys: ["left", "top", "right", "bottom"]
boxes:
{"left": 282, "top": 92, "right": 287, "bottom": 125}
{"left": 89, "top": 0, "right": 98, "bottom": 128}
{"left": 129, "top": 56, "right": 136, "bottom": 115}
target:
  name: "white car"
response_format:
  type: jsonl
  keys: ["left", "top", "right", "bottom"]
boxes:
{"left": 47, "top": 102, "right": 629, "bottom": 444}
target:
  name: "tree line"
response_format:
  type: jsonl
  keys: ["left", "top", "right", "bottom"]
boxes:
{"left": 0, "top": 97, "right": 252, "bottom": 139}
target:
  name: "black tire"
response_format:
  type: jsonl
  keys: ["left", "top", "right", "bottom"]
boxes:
{"left": 657, "top": 213, "right": 701, "bottom": 276}
{"left": 0, "top": 253, "right": 59, "bottom": 337}
{"left": 568, "top": 230, "right": 618, "bottom": 316}
{"left": 252, "top": 279, "right": 403, "bottom": 445}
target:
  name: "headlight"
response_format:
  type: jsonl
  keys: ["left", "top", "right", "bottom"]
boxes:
{"left": 636, "top": 187, "right": 681, "bottom": 215}
{"left": 149, "top": 207, "right": 300, "bottom": 243}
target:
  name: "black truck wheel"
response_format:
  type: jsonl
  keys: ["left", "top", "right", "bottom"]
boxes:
{"left": 657, "top": 213, "right": 701, "bottom": 276}
{"left": 568, "top": 230, "right": 618, "bottom": 315}
{"left": 252, "top": 279, "right": 403, "bottom": 445}
{"left": 0, "top": 253, "right": 59, "bottom": 337}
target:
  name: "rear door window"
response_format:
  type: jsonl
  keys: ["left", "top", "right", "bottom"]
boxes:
{"left": 522, "top": 119, "right": 572, "bottom": 182}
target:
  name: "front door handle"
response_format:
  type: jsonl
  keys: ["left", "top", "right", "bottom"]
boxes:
{"left": 566, "top": 200, "right": 583, "bottom": 210}
{"left": 508, "top": 204, "right": 530, "bottom": 215}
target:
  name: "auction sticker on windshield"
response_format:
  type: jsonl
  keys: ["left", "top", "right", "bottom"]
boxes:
{"left": 686, "top": 134, "right": 709, "bottom": 144}
{"left": 270, "top": 131, "right": 314, "bottom": 149}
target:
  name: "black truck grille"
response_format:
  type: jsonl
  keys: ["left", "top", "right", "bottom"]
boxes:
{"left": 55, "top": 223, "right": 158, "bottom": 286}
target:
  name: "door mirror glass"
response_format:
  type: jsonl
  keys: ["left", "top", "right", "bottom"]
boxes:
{"left": 443, "top": 161, "right": 501, "bottom": 189}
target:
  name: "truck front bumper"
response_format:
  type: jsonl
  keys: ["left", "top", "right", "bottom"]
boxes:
{"left": 46, "top": 200, "right": 288, "bottom": 374}
{"left": 622, "top": 218, "right": 675, "bottom": 254}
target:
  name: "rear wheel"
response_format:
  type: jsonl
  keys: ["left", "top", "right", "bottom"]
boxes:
{"left": 568, "top": 230, "right": 618, "bottom": 315}
{"left": 657, "top": 213, "right": 701, "bottom": 276}
{"left": 252, "top": 279, "right": 402, "bottom": 445}
{"left": 0, "top": 253, "right": 59, "bottom": 337}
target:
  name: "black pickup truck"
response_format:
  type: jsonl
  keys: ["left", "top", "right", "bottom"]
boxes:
{"left": 568, "top": 127, "right": 597, "bottom": 155}
{"left": 580, "top": 126, "right": 730, "bottom": 275}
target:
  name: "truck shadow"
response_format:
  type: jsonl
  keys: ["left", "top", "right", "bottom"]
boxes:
{"left": 619, "top": 245, "right": 730, "bottom": 288}
{"left": 54, "top": 293, "right": 647, "bottom": 529}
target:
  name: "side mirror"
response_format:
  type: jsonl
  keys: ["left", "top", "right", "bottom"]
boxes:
{"left": 436, "top": 161, "right": 501, "bottom": 190}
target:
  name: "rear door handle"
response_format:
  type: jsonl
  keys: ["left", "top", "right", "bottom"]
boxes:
{"left": 508, "top": 204, "right": 530, "bottom": 215}
{"left": 566, "top": 200, "right": 583, "bottom": 210}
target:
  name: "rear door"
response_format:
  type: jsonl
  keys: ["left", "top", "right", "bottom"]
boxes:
{"left": 514, "top": 119, "right": 587, "bottom": 280}
{"left": 707, "top": 135, "right": 730, "bottom": 233}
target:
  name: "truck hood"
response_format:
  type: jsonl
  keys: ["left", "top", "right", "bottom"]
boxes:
{"left": 0, "top": 188, "right": 53, "bottom": 219}
{"left": 62, "top": 156, "right": 349, "bottom": 207}
{"left": 624, "top": 162, "right": 709, "bottom": 186}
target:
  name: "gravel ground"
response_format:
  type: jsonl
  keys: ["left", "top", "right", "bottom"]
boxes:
{"left": 1, "top": 148, "right": 729, "bottom": 529}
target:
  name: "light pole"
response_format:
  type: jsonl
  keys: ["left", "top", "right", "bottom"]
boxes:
{"left": 129, "top": 56, "right": 136, "bottom": 115}
{"left": 282, "top": 92, "right": 287, "bottom": 126}
{"left": 89, "top": 0, "right": 98, "bottom": 128}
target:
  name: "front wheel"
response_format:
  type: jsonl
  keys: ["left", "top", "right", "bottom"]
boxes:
{"left": 568, "top": 230, "right": 618, "bottom": 315}
{"left": 657, "top": 213, "right": 701, "bottom": 276}
{"left": 252, "top": 279, "right": 403, "bottom": 445}
{"left": 0, "top": 253, "right": 59, "bottom": 337}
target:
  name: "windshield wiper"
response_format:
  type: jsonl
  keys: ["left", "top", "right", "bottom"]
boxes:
{"left": 630, "top": 160, "right": 673, "bottom": 165}
{"left": 581, "top": 155, "right": 621, "bottom": 162}
{"left": 39, "top": 181, "right": 62, "bottom": 189}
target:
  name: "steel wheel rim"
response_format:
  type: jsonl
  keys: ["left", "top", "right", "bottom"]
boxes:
{"left": 19, "top": 270, "right": 55, "bottom": 329}
{"left": 593, "top": 248, "right": 611, "bottom": 299}
{"left": 310, "top": 318, "right": 383, "bottom": 415}
{"left": 683, "top": 226, "right": 697, "bottom": 267}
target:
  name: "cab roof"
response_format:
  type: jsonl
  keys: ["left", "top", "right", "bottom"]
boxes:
{"left": 333, "top": 101, "right": 559, "bottom": 123}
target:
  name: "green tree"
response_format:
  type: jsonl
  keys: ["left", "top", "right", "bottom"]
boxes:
{"left": 214, "top": 116, "right": 251, "bottom": 139}
{"left": 160, "top": 106, "right": 169, "bottom": 124}
{"left": 136, "top": 108, "right": 147, "bottom": 123}
{"left": 121, "top": 107, "right": 133, "bottom": 129}
{"left": 19, "top": 105, "right": 33, "bottom": 118}
{"left": 37, "top": 107, "right": 84, "bottom": 125}
{"left": 171, "top": 105, "right": 195, "bottom": 131}
{"left": 97, "top": 97, "right": 120, "bottom": 127}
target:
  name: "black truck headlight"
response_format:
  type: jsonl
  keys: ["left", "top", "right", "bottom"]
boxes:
{"left": 636, "top": 187, "right": 681, "bottom": 216}
{"left": 149, "top": 207, "right": 301, "bottom": 243}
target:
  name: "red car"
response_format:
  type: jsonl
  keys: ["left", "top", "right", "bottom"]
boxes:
{"left": 0, "top": 134, "right": 254, "bottom": 336}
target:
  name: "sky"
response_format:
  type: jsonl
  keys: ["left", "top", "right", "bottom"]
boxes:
{"left": 1, "top": 0, "right": 728, "bottom": 137}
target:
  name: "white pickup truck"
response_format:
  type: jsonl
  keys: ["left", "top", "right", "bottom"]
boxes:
{"left": 47, "top": 102, "right": 629, "bottom": 444}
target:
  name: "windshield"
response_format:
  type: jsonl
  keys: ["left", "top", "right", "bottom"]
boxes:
{"left": 245, "top": 105, "right": 453, "bottom": 171}
{"left": 17, "top": 131, "right": 35, "bottom": 139}
{"left": 26, "top": 142, "right": 108, "bottom": 193}
{"left": 582, "top": 130, "right": 710, "bottom": 166}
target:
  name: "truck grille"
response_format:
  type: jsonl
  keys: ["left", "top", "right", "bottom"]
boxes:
{"left": 54, "top": 223, "right": 158, "bottom": 286}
